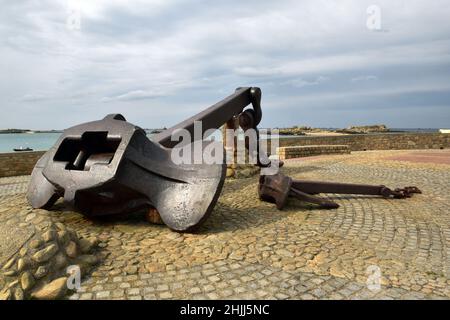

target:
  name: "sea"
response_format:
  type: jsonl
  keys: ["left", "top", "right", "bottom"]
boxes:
{"left": 0, "top": 128, "right": 440, "bottom": 154}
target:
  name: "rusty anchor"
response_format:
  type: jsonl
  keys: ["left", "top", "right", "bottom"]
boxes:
{"left": 259, "top": 172, "right": 422, "bottom": 210}
{"left": 27, "top": 87, "right": 272, "bottom": 232}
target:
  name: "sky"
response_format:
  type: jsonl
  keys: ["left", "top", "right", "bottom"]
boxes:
{"left": 1, "top": 0, "right": 450, "bottom": 130}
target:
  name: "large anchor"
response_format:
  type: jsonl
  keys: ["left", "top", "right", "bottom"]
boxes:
{"left": 27, "top": 87, "right": 270, "bottom": 232}
{"left": 259, "top": 172, "right": 421, "bottom": 210}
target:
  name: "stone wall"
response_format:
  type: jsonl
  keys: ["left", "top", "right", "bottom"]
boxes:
{"left": 277, "top": 145, "right": 350, "bottom": 160}
{"left": 264, "top": 133, "right": 450, "bottom": 155}
{"left": 0, "top": 151, "right": 45, "bottom": 178}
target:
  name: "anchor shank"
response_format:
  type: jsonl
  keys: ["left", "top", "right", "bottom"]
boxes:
{"left": 291, "top": 180, "right": 386, "bottom": 196}
{"left": 153, "top": 87, "right": 261, "bottom": 148}
{"left": 289, "top": 187, "right": 339, "bottom": 209}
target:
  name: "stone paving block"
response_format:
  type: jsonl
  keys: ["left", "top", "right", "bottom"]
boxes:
{"left": 127, "top": 288, "right": 141, "bottom": 296}
{"left": 96, "top": 291, "right": 110, "bottom": 299}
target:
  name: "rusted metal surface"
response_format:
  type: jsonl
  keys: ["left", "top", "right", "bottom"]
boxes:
{"left": 153, "top": 87, "right": 262, "bottom": 148}
{"left": 27, "top": 87, "right": 270, "bottom": 232}
{"left": 259, "top": 172, "right": 421, "bottom": 210}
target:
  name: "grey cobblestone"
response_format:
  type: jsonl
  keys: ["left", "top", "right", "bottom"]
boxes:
{"left": 0, "top": 175, "right": 29, "bottom": 197}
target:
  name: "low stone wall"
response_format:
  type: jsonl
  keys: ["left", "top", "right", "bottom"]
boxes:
{"left": 264, "top": 132, "right": 450, "bottom": 155}
{"left": 0, "top": 151, "right": 45, "bottom": 178}
{"left": 277, "top": 145, "right": 350, "bottom": 160}
{"left": 0, "top": 133, "right": 449, "bottom": 178}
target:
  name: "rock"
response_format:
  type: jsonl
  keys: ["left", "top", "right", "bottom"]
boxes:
{"left": 108, "top": 239, "right": 122, "bottom": 247}
{"left": 34, "top": 216, "right": 48, "bottom": 227}
{"left": 7, "top": 279, "right": 19, "bottom": 288}
{"left": 0, "top": 288, "right": 11, "bottom": 300}
{"left": 14, "top": 287, "right": 24, "bottom": 300}
{"left": 29, "top": 239, "right": 43, "bottom": 249}
{"left": 19, "top": 209, "right": 32, "bottom": 216}
{"left": 21, "top": 271, "right": 35, "bottom": 291}
{"left": 32, "top": 244, "right": 58, "bottom": 263}
{"left": 25, "top": 213, "right": 36, "bottom": 222}
{"left": 229, "top": 252, "right": 244, "bottom": 260}
{"left": 17, "top": 257, "right": 30, "bottom": 272}
{"left": 276, "top": 249, "right": 294, "bottom": 258}
{"left": 3, "top": 270, "right": 17, "bottom": 277}
{"left": 114, "top": 224, "right": 141, "bottom": 234}
{"left": 124, "top": 265, "right": 138, "bottom": 275}
{"left": 19, "top": 247, "right": 28, "bottom": 257}
{"left": 141, "top": 238, "right": 160, "bottom": 246}
{"left": 34, "top": 266, "right": 48, "bottom": 279}
{"left": 57, "top": 230, "right": 70, "bottom": 246}
{"left": 77, "top": 254, "right": 98, "bottom": 265}
{"left": 2, "top": 257, "right": 16, "bottom": 270}
{"left": 55, "top": 222, "right": 66, "bottom": 231}
{"left": 226, "top": 168, "right": 234, "bottom": 178}
{"left": 78, "top": 238, "right": 94, "bottom": 254}
{"left": 165, "top": 232, "right": 181, "bottom": 240}
{"left": 88, "top": 236, "right": 99, "bottom": 247}
{"left": 42, "top": 229, "right": 56, "bottom": 242}
{"left": 109, "top": 269, "right": 121, "bottom": 276}
{"left": 54, "top": 253, "right": 68, "bottom": 270}
{"left": 31, "top": 277, "right": 68, "bottom": 300}
{"left": 65, "top": 241, "right": 78, "bottom": 258}
{"left": 76, "top": 254, "right": 99, "bottom": 273}
{"left": 145, "top": 262, "right": 165, "bottom": 273}
{"left": 67, "top": 230, "right": 78, "bottom": 242}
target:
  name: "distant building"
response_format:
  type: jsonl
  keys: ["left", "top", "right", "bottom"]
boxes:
{"left": 439, "top": 129, "right": 450, "bottom": 134}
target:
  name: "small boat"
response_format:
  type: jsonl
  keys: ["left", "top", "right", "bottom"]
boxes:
{"left": 13, "top": 147, "right": 33, "bottom": 152}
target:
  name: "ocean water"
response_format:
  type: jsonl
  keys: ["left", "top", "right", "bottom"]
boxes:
{"left": 0, "top": 132, "right": 61, "bottom": 153}
{"left": 0, "top": 132, "right": 160, "bottom": 153}
{"left": 0, "top": 129, "right": 440, "bottom": 153}
{"left": 0, "top": 131, "right": 306, "bottom": 153}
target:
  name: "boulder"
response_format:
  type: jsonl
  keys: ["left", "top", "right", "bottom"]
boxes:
{"left": 31, "top": 277, "right": 68, "bottom": 300}
{"left": 32, "top": 244, "right": 58, "bottom": 263}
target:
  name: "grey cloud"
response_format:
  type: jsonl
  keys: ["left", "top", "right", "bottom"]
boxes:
{"left": 101, "top": 89, "right": 167, "bottom": 102}
{"left": 351, "top": 75, "right": 378, "bottom": 82}
{"left": 19, "top": 93, "right": 52, "bottom": 102}
{"left": 233, "top": 67, "right": 282, "bottom": 78}
{"left": 1, "top": 0, "right": 450, "bottom": 129}
{"left": 283, "top": 76, "right": 330, "bottom": 88}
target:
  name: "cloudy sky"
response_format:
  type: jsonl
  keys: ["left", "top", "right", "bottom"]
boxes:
{"left": 1, "top": 0, "right": 450, "bottom": 129}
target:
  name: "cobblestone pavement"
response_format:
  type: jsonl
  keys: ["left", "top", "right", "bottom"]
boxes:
{"left": 0, "top": 175, "right": 29, "bottom": 198}
{"left": 1, "top": 150, "right": 449, "bottom": 300}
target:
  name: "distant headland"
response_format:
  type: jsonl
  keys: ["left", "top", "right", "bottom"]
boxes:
{"left": 0, "top": 129, "right": 63, "bottom": 134}
{"left": 274, "top": 124, "right": 414, "bottom": 136}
